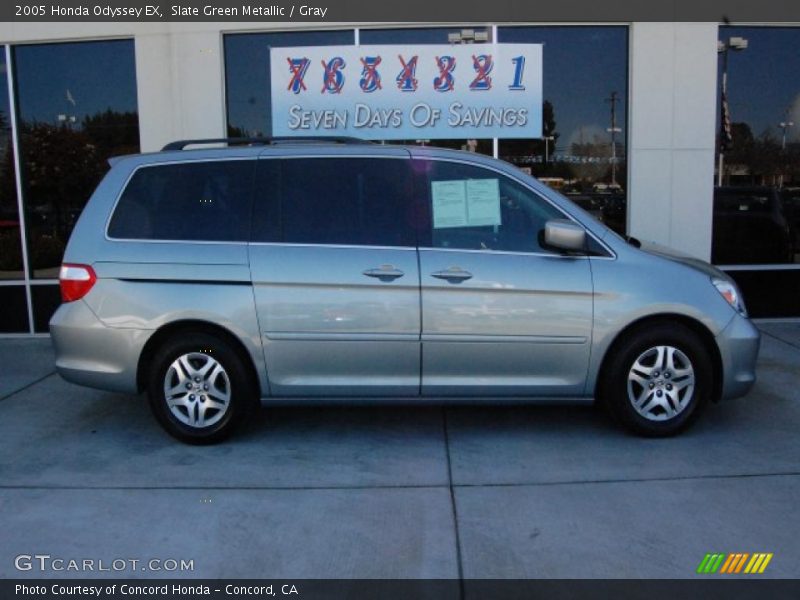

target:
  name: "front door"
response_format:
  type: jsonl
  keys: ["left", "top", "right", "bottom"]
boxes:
{"left": 417, "top": 158, "right": 594, "bottom": 396}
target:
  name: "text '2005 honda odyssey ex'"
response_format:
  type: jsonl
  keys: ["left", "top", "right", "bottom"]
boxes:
{"left": 50, "top": 138, "right": 760, "bottom": 443}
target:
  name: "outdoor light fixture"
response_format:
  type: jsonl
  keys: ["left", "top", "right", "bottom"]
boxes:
{"left": 718, "top": 36, "right": 749, "bottom": 53}
{"left": 728, "top": 36, "right": 749, "bottom": 50}
{"left": 448, "top": 29, "right": 490, "bottom": 43}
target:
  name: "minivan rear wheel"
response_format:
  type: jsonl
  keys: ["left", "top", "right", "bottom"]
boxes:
{"left": 600, "top": 323, "right": 712, "bottom": 436}
{"left": 147, "top": 332, "right": 253, "bottom": 444}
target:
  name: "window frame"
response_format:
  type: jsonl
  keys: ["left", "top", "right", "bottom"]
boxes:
{"left": 104, "top": 153, "right": 614, "bottom": 259}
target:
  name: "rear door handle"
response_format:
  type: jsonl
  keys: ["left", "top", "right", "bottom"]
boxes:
{"left": 431, "top": 267, "right": 473, "bottom": 283}
{"left": 363, "top": 265, "right": 405, "bottom": 282}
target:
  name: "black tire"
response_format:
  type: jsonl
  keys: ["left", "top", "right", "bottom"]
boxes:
{"left": 147, "top": 332, "right": 255, "bottom": 444}
{"left": 599, "top": 322, "right": 712, "bottom": 437}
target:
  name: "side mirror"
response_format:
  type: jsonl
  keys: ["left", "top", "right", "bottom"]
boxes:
{"left": 544, "top": 219, "right": 586, "bottom": 252}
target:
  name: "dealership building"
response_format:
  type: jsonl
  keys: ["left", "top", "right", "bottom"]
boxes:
{"left": 0, "top": 20, "right": 798, "bottom": 335}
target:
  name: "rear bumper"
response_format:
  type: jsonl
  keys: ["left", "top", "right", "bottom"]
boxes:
{"left": 716, "top": 313, "right": 761, "bottom": 400}
{"left": 50, "top": 300, "right": 149, "bottom": 394}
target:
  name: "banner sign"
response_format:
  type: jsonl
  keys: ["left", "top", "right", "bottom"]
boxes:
{"left": 269, "top": 44, "right": 543, "bottom": 139}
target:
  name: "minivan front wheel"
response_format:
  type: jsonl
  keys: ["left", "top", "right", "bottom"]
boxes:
{"left": 147, "top": 333, "right": 253, "bottom": 443}
{"left": 601, "top": 323, "right": 712, "bottom": 436}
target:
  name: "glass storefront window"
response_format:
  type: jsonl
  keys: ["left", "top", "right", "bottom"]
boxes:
{"left": 359, "top": 27, "right": 466, "bottom": 45}
{"left": 0, "top": 52, "right": 23, "bottom": 280}
{"left": 497, "top": 26, "right": 629, "bottom": 235}
{"left": 0, "top": 285, "right": 28, "bottom": 333}
{"left": 359, "top": 26, "right": 496, "bottom": 155}
{"left": 13, "top": 39, "right": 139, "bottom": 280}
{"left": 224, "top": 26, "right": 629, "bottom": 234}
{"left": 9, "top": 39, "right": 139, "bottom": 332}
{"left": 714, "top": 26, "right": 800, "bottom": 267}
{"left": 224, "top": 30, "right": 355, "bottom": 137}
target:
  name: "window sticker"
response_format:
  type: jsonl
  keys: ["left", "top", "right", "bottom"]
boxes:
{"left": 432, "top": 178, "right": 502, "bottom": 229}
{"left": 432, "top": 180, "right": 468, "bottom": 229}
{"left": 466, "top": 179, "right": 501, "bottom": 227}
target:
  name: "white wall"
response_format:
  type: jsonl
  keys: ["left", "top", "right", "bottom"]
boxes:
{"left": 135, "top": 29, "right": 226, "bottom": 150}
{"left": 627, "top": 22, "right": 719, "bottom": 260}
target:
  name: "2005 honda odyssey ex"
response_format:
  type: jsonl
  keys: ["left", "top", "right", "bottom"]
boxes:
{"left": 50, "top": 138, "right": 760, "bottom": 443}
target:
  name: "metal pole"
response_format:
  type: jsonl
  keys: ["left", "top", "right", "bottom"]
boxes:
{"left": 492, "top": 24, "right": 498, "bottom": 159}
{"left": 781, "top": 123, "right": 786, "bottom": 188}
{"left": 779, "top": 120, "right": 793, "bottom": 188}
{"left": 605, "top": 91, "right": 621, "bottom": 187}
{"left": 611, "top": 91, "right": 617, "bottom": 186}
{"left": 718, "top": 47, "right": 728, "bottom": 187}
{"left": 5, "top": 45, "right": 36, "bottom": 334}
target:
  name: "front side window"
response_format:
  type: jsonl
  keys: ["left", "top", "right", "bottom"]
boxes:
{"left": 108, "top": 160, "right": 255, "bottom": 242}
{"left": 421, "top": 160, "right": 564, "bottom": 253}
{"left": 253, "top": 157, "right": 415, "bottom": 247}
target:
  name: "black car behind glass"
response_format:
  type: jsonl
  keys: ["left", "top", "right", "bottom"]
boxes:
{"left": 711, "top": 186, "right": 794, "bottom": 265}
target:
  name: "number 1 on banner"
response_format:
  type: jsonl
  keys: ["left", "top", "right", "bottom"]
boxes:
{"left": 509, "top": 56, "right": 526, "bottom": 91}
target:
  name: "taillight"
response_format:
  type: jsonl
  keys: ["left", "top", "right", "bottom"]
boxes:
{"left": 59, "top": 264, "right": 97, "bottom": 302}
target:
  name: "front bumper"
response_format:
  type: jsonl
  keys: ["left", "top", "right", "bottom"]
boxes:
{"left": 716, "top": 312, "right": 761, "bottom": 401}
{"left": 50, "top": 299, "right": 149, "bottom": 394}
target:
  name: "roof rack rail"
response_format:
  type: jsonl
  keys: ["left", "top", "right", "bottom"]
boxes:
{"left": 161, "top": 136, "right": 372, "bottom": 151}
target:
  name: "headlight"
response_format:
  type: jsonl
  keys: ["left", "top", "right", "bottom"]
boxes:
{"left": 712, "top": 277, "right": 747, "bottom": 317}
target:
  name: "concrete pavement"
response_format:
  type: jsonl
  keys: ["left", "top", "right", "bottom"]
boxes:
{"left": 0, "top": 323, "right": 798, "bottom": 579}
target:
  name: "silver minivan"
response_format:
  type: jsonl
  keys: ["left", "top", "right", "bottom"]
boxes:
{"left": 50, "top": 138, "right": 760, "bottom": 443}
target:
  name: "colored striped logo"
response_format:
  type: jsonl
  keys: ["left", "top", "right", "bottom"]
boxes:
{"left": 696, "top": 553, "right": 773, "bottom": 574}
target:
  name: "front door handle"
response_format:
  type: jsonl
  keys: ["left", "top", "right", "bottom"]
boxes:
{"left": 431, "top": 267, "right": 473, "bottom": 283}
{"left": 363, "top": 265, "right": 405, "bottom": 282}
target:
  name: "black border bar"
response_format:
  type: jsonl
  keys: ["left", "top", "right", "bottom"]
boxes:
{"left": 4, "top": 0, "right": 800, "bottom": 23}
{"left": 4, "top": 579, "right": 800, "bottom": 600}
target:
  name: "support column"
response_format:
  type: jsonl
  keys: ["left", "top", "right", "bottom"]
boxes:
{"left": 627, "top": 23, "right": 718, "bottom": 260}
{"left": 135, "top": 27, "right": 226, "bottom": 152}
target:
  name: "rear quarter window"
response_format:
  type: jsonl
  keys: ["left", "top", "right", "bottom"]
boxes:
{"left": 108, "top": 160, "right": 255, "bottom": 241}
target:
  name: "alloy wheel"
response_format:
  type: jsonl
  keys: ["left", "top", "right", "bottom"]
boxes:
{"left": 163, "top": 352, "right": 231, "bottom": 428}
{"left": 626, "top": 345, "right": 696, "bottom": 421}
